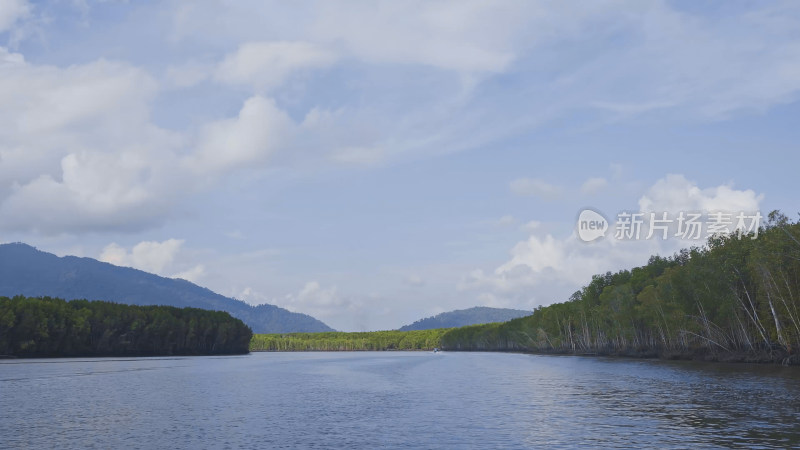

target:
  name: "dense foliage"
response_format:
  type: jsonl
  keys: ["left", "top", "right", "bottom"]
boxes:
{"left": 250, "top": 329, "right": 449, "bottom": 351}
{"left": 0, "top": 243, "right": 333, "bottom": 333}
{"left": 0, "top": 296, "right": 252, "bottom": 357}
{"left": 441, "top": 212, "right": 800, "bottom": 364}
{"left": 398, "top": 306, "right": 530, "bottom": 331}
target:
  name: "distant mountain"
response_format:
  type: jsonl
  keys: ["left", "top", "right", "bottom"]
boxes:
{"left": 399, "top": 306, "right": 531, "bottom": 331}
{"left": 0, "top": 243, "right": 334, "bottom": 333}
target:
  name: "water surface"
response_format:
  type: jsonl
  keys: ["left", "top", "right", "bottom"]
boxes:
{"left": 2, "top": 352, "right": 799, "bottom": 448}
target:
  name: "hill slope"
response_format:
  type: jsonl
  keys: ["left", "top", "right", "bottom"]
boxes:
{"left": 399, "top": 306, "right": 531, "bottom": 331}
{"left": 0, "top": 243, "right": 333, "bottom": 333}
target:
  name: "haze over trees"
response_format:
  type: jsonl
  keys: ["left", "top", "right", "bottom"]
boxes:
{"left": 398, "top": 306, "right": 530, "bottom": 331}
{"left": 0, "top": 243, "right": 333, "bottom": 333}
{"left": 440, "top": 212, "right": 800, "bottom": 365}
{"left": 0, "top": 296, "right": 252, "bottom": 357}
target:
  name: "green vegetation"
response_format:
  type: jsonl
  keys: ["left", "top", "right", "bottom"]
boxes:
{"left": 0, "top": 296, "right": 252, "bottom": 357}
{"left": 440, "top": 212, "right": 800, "bottom": 364}
{"left": 250, "top": 329, "right": 450, "bottom": 351}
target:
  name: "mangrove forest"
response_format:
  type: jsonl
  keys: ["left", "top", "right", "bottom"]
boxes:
{"left": 439, "top": 211, "right": 800, "bottom": 364}
{"left": 0, "top": 296, "right": 252, "bottom": 357}
{"left": 250, "top": 329, "right": 449, "bottom": 351}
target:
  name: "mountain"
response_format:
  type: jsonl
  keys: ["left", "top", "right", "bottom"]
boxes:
{"left": 0, "top": 243, "right": 333, "bottom": 333}
{"left": 398, "top": 306, "right": 531, "bottom": 331}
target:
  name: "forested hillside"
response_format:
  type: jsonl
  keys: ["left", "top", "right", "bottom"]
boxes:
{"left": 441, "top": 212, "right": 800, "bottom": 365}
{"left": 0, "top": 243, "right": 333, "bottom": 333}
{"left": 0, "top": 296, "right": 252, "bottom": 357}
{"left": 399, "top": 306, "right": 530, "bottom": 331}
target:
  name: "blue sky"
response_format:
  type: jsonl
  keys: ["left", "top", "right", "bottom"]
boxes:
{"left": 0, "top": 0, "right": 798, "bottom": 330}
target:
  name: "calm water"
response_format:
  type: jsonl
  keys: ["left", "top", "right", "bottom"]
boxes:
{"left": 1, "top": 352, "right": 799, "bottom": 449}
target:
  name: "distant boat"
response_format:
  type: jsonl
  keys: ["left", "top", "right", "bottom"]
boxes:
{"left": 433, "top": 348, "right": 440, "bottom": 353}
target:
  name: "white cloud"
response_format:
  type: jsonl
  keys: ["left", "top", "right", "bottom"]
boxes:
{"left": 0, "top": 50, "right": 156, "bottom": 137}
{"left": 509, "top": 178, "right": 562, "bottom": 200}
{"left": 293, "top": 281, "right": 342, "bottom": 308}
{"left": 498, "top": 234, "right": 566, "bottom": 276}
{"left": 638, "top": 174, "right": 762, "bottom": 214}
{"left": 172, "top": 264, "right": 206, "bottom": 283}
{"left": 171, "top": 1, "right": 521, "bottom": 75}
{"left": 100, "top": 239, "right": 185, "bottom": 275}
{"left": 215, "top": 41, "right": 336, "bottom": 91}
{"left": 278, "top": 281, "right": 362, "bottom": 327}
{"left": 186, "top": 95, "right": 294, "bottom": 174}
{"left": 237, "top": 281, "right": 382, "bottom": 331}
{"left": 178, "top": 1, "right": 800, "bottom": 118}
{"left": 581, "top": 2, "right": 800, "bottom": 119}
{"left": 0, "top": 47, "right": 187, "bottom": 234}
{"left": 0, "top": 148, "right": 180, "bottom": 234}
{"left": 581, "top": 177, "right": 608, "bottom": 194}
{"left": 309, "top": 1, "right": 518, "bottom": 74}
{"left": 0, "top": 0, "right": 29, "bottom": 32}
{"left": 465, "top": 174, "right": 766, "bottom": 309}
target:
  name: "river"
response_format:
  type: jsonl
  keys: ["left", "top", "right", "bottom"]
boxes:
{"left": 1, "top": 352, "right": 799, "bottom": 448}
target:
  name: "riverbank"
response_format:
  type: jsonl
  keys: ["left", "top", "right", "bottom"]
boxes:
{"left": 438, "top": 346, "right": 799, "bottom": 366}
{"left": 248, "top": 330, "right": 798, "bottom": 366}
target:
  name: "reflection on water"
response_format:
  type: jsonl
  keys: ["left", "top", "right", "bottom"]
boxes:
{"left": 1, "top": 353, "right": 798, "bottom": 449}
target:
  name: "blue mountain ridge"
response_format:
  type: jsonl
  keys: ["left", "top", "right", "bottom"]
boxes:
{"left": 398, "top": 306, "right": 531, "bottom": 331}
{"left": 0, "top": 243, "right": 333, "bottom": 333}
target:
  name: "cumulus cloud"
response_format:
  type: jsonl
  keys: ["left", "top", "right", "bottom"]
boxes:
{"left": 0, "top": 0, "right": 29, "bottom": 32}
{"left": 186, "top": 96, "right": 294, "bottom": 174}
{"left": 259, "top": 281, "right": 365, "bottom": 330}
{"left": 0, "top": 50, "right": 156, "bottom": 137}
{"left": 0, "top": 47, "right": 300, "bottom": 235}
{"left": 215, "top": 41, "right": 336, "bottom": 90}
{"left": 0, "top": 46, "right": 189, "bottom": 234}
{"left": 509, "top": 178, "right": 562, "bottom": 200}
{"left": 0, "top": 151, "right": 177, "bottom": 233}
{"left": 172, "top": 264, "right": 206, "bottom": 283}
{"left": 100, "top": 239, "right": 185, "bottom": 275}
{"left": 465, "top": 174, "right": 766, "bottom": 309}
{"left": 290, "top": 281, "right": 344, "bottom": 309}
{"left": 638, "top": 174, "right": 762, "bottom": 214}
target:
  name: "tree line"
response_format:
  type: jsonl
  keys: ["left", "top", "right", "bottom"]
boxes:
{"left": 440, "top": 211, "right": 800, "bottom": 365}
{"left": 250, "top": 329, "right": 449, "bottom": 351}
{"left": 0, "top": 296, "right": 252, "bottom": 357}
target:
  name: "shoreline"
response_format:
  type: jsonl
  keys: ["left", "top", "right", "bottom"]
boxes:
{"left": 439, "top": 346, "right": 800, "bottom": 366}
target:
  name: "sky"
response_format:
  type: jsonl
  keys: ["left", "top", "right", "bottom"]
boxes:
{"left": 0, "top": 0, "right": 799, "bottom": 331}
